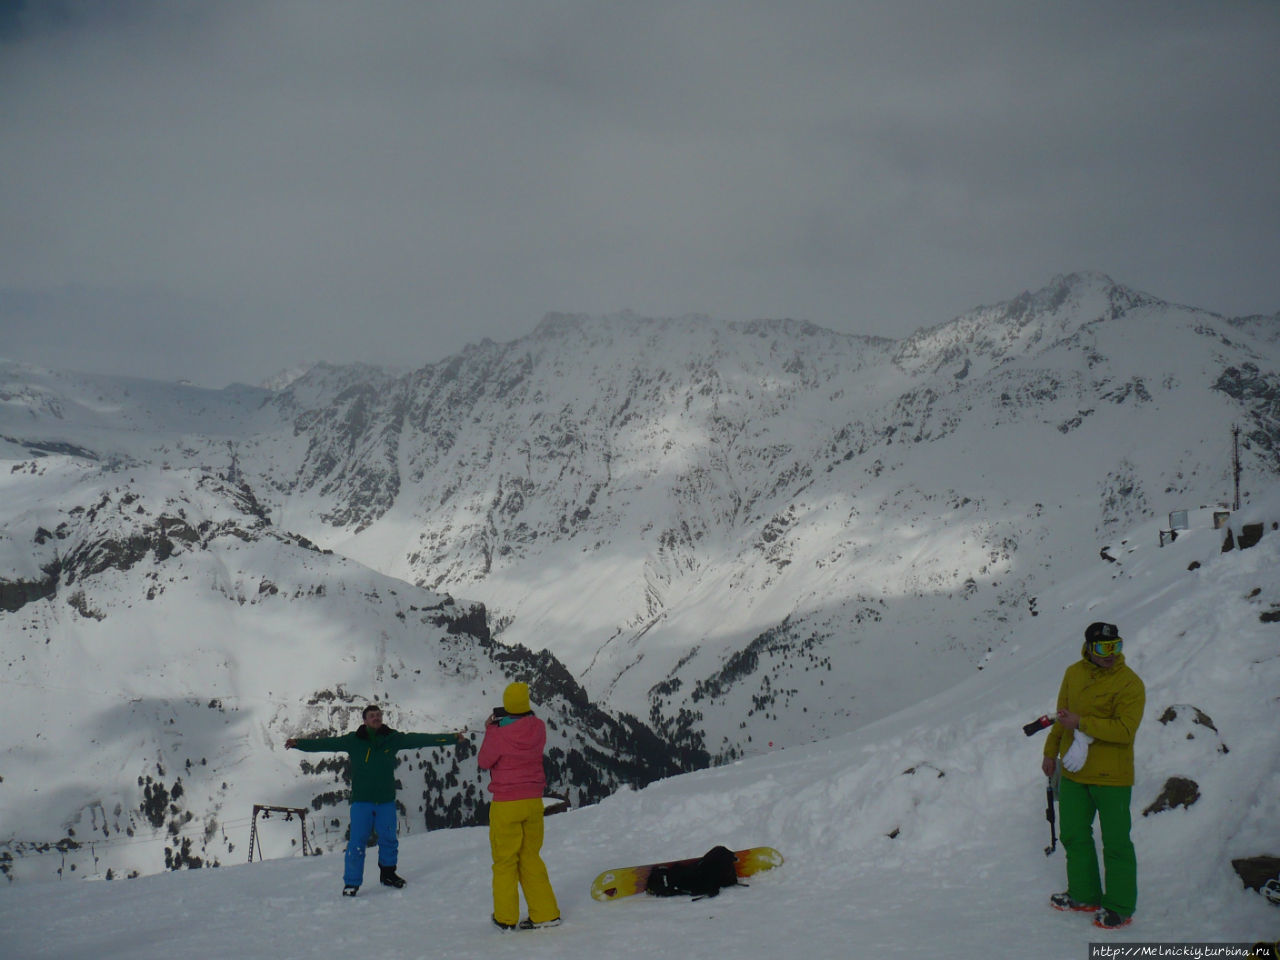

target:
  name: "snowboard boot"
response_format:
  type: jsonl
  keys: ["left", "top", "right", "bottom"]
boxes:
{"left": 1093, "top": 908, "right": 1133, "bottom": 929}
{"left": 1049, "top": 891, "right": 1098, "bottom": 912}
{"left": 518, "top": 917, "right": 562, "bottom": 930}
{"left": 342, "top": 885, "right": 360, "bottom": 897}
{"left": 491, "top": 915, "right": 517, "bottom": 933}
{"left": 379, "top": 864, "right": 406, "bottom": 888}
{"left": 1263, "top": 878, "right": 1280, "bottom": 905}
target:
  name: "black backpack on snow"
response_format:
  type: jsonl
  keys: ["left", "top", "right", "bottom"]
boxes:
{"left": 646, "top": 845, "right": 741, "bottom": 899}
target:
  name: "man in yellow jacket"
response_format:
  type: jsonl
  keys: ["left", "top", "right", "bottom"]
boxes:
{"left": 1042, "top": 621, "right": 1145, "bottom": 930}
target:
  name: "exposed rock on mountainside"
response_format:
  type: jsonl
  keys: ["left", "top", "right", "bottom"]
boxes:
{"left": 0, "top": 465, "right": 696, "bottom": 882}
{"left": 2, "top": 272, "right": 1278, "bottom": 882}
{"left": 223, "top": 273, "right": 1278, "bottom": 756}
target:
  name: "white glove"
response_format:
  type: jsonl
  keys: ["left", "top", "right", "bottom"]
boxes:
{"left": 1062, "top": 731, "right": 1093, "bottom": 772}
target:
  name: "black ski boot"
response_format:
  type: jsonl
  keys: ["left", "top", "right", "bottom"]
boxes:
{"left": 1093, "top": 908, "right": 1133, "bottom": 929}
{"left": 518, "top": 917, "right": 562, "bottom": 930}
{"left": 1049, "top": 891, "right": 1097, "bottom": 912}
{"left": 342, "top": 885, "right": 359, "bottom": 897}
{"left": 380, "top": 864, "right": 406, "bottom": 889}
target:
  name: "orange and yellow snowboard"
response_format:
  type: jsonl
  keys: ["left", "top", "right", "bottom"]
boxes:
{"left": 590, "top": 846, "right": 784, "bottom": 901}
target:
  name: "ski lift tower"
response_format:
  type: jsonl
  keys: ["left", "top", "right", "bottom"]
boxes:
{"left": 247, "top": 804, "right": 314, "bottom": 862}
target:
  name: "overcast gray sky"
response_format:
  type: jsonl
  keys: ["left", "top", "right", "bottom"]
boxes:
{"left": 2, "top": 0, "right": 1277, "bottom": 387}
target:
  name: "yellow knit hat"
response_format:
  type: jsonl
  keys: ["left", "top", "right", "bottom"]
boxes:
{"left": 503, "top": 681, "right": 531, "bottom": 715}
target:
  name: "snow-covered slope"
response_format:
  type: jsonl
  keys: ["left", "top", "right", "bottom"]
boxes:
{"left": 2, "top": 494, "right": 1277, "bottom": 957}
{"left": 0, "top": 461, "right": 690, "bottom": 884}
{"left": 248, "top": 273, "right": 1279, "bottom": 759}
{"left": 2, "top": 272, "right": 1277, "bottom": 890}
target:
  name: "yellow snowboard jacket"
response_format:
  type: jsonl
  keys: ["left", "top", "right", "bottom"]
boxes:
{"left": 1044, "top": 646, "right": 1145, "bottom": 787}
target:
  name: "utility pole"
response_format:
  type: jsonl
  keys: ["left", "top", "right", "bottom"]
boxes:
{"left": 1232, "top": 424, "right": 1242, "bottom": 511}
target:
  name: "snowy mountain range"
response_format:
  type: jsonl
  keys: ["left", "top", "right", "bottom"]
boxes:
{"left": 3, "top": 491, "right": 1278, "bottom": 955}
{"left": 2, "top": 271, "right": 1277, "bottom": 886}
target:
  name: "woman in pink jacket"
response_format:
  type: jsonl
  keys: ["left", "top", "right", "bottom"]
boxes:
{"left": 477, "top": 682, "right": 561, "bottom": 931}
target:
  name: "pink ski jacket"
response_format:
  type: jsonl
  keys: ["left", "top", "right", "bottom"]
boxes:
{"left": 477, "top": 714, "right": 548, "bottom": 802}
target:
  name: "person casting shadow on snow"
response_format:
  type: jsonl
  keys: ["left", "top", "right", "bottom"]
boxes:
{"left": 285, "top": 704, "right": 464, "bottom": 897}
{"left": 1042, "top": 622, "right": 1145, "bottom": 930}
{"left": 478, "top": 682, "right": 562, "bottom": 932}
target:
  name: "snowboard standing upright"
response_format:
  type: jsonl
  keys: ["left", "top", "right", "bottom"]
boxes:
{"left": 590, "top": 846, "right": 784, "bottom": 901}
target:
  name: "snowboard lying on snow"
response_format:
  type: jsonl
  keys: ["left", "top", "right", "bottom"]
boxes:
{"left": 590, "top": 846, "right": 784, "bottom": 901}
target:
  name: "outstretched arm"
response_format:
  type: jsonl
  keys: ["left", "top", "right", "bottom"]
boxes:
{"left": 395, "top": 731, "right": 466, "bottom": 750}
{"left": 288, "top": 734, "right": 351, "bottom": 752}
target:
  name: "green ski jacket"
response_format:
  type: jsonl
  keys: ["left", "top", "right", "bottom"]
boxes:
{"left": 294, "top": 725, "right": 457, "bottom": 803}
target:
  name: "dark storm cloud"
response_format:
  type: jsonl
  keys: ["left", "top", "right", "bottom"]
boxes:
{"left": 1, "top": 1, "right": 1277, "bottom": 386}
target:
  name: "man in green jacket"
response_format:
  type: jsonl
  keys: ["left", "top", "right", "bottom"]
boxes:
{"left": 1042, "top": 621, "right": 1145, "bottom": 930}
{"left": 286, "top": 704, "right": 463, "bottom": 896}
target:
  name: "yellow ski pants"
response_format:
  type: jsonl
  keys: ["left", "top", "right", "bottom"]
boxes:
{"left": 488, "top": 797, "right": 560, "bottom": 926}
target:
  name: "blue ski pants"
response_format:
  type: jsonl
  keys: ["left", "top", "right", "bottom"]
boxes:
{"left": 344, "top": 801, "right": 398, "bottom": 887}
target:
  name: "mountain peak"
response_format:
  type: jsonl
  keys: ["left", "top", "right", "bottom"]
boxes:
{"left": 998, "top": 270, "right": 1164, "bottom": 319}
{"left": 533, "top": 312, "right": 592, "bottom": 337}
{"left": 892, "top": 272, "right": 1177, "bottom": 376}
{"left": 259, "top": 362, "right": 321, "bottom": 391}
{"left": 1043, "top": 269, "right": 1120, "bottom": 294}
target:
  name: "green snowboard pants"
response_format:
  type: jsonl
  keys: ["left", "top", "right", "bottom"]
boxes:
{"left": 1058, "top": 777, "right": 1137, "bottom": 916}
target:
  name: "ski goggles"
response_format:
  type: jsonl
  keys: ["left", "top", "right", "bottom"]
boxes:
{"left": 1089, "top": 638, "right": 1123, "bottom": 657}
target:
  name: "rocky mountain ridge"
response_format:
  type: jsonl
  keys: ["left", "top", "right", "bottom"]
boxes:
{"left": 2, "top": 271, "right": 1277, "bottom": 881}
{"left": 0, "top": 462, "right": 694, "bottom": 883}
{"left": 235, "top": 273, "right": 1278, "bottom": 755}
